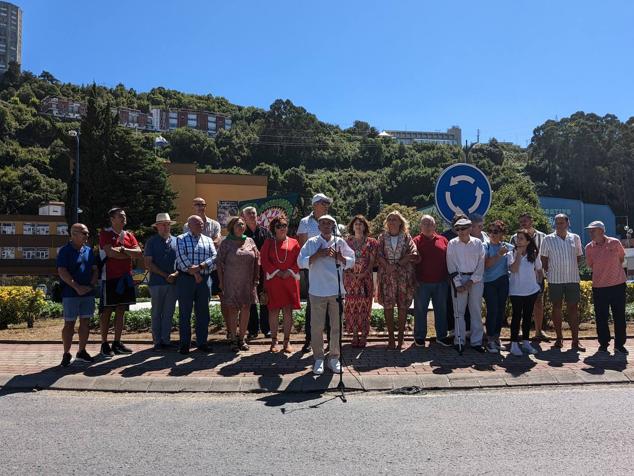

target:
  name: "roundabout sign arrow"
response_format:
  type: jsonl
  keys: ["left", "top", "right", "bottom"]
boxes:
{"left": 435, "top": 163, "right": 492, "bottom": 223}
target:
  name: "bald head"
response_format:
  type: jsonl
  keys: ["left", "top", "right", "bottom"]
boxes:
{"left": 69, "top": 223, "right": 89, "bottom": 247}
{"left": 187, "top": 215, "right": 204, "bottom": 236}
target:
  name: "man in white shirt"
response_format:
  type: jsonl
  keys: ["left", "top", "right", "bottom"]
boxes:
{"left": 297, "top": 193, "right": 337, "bottom": 353}
{"left": 446, "top": 218, "right": 486, "bottom": 353}
{"left": 298, "top": 214, "right": 355, "bottom": 375}
{"left": 540, "top": 213, "right": 584, "bottom": 351}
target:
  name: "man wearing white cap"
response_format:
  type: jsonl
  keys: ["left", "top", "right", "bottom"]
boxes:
{"left": 585, "top": 221, "right": 628, "bottom": 354}
{"left": 446, "top": 217, "right": 486, "bottom": 352}
{"left": 144, "top": 213, "right": 179, "bottom": 350}
{"left": 297, "top": 193, "right": 337, "bottom": 353}
{"left": 298, "top": 214, "right": 355, "bottom": 375}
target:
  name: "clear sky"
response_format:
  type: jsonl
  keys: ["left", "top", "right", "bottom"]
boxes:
{"left": 15, "top": 0, "right": 634, "bottom": 145}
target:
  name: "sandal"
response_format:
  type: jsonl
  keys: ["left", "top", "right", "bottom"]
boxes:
{"left": 270, "top": 341, "right": 280, "bottom": 353}
{"left": 351, "top": 335, "right": 359, "bottom": 348}
{"left": 230, "top": 337, "right": 240, "bottom": 352}
{"left": 359, "top": 336, "right": 367, "bottom": 348}
{"left": 282, "top": 341, "right": 293, "bottom": 353}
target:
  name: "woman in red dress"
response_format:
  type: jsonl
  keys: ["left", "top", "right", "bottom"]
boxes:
{"left": 260, "top": 215, "right": 301, "bottom": 353}
{"left": 344, "top": 215, "right": 378, "bottom": 348}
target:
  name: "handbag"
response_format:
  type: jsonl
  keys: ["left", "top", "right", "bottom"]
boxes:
{"left": 258, "top": 289, "right": 269, "bottom": 306}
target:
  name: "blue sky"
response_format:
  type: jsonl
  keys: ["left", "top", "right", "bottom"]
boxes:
{"left": 17, "top": 0, "right": 634, "bottom": 145}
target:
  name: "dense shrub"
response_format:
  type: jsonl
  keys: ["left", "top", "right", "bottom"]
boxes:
{"left": 0, "top": 286, "right": 45, "bottom": 329}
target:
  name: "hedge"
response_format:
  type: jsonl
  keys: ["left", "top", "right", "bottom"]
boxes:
{"left": 0, "top": 286, "right": 46, "bottom": 329}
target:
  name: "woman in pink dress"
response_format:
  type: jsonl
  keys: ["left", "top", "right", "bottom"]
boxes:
{"left": 377, "top": 211, "right": 418, "bottom": 350}
{"left": 217, "top": 216, "right": 260, "bottom": 352}
{"left": 260, "top": 215, "right": 301, "bottom": 353}
{"left": 344, "top": 215, "right": 378, "bottom": 348}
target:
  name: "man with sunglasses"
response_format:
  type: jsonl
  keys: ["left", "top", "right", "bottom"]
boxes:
{"left": 297, "top": 193, "right": 337, "bottom": 353}
{"left": 241, "top": 206, "right": 272, "bottom": 340}
{"left": 184, "top": 197, "right": 221, "bottom": 296}
{"left": 57, "top": 223, "right": 98, "bottom": 367}
{"left": 446, "top": 217, "right": 486, "bottom": 352}
{"left": 98, "top": 207, "right": 142, "bottom": 357}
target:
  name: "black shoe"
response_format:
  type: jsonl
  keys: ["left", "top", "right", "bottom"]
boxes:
{"left": 179, "top": 346, "right": 190, "bottom": 355}
{"left": 414, "top": 338, "right": 425, "bottom": 347}
{"left": 152, "top": 343, "right": 163, "bottom": 351}
{"left": 100, "top": 342, "right": 114, "bottom": 358}
{"left": 60, "top": 352, "right": 72, "bottom": 367}
{"left": 75, "top": 349, "right": 94, "bottom": 363}
{"left": 247, "top": 333, "right": 258, "bottom": 340}
{"left": 454, "top": 344, "right": 464, "bottom": 354}
{"left": 471, "top": 345, "right": 486, "bottom": 353}
{"left": 301, "top": 341, "right": 311, "bottom": 353}
{"left": 197, "top": 343, "right": 211, "bottom": 353}
{"left": 598, "top": 344, "right": 609, "bottom": 353}
{"left": 436, "top": 336, "right": 453, "bottom": 347}
{"left": 112, "top": 341, "right": 132, "bottom": 355}
{"left": 264, "top": 332, "right": 272, "bottom": 338}
{"left": 615, "top": 346, "right": 629, "bottom": 355}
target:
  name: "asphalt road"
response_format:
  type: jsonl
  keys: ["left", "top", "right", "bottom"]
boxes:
{"left": 1, "top": 386, "right": 633, "bottom": 475}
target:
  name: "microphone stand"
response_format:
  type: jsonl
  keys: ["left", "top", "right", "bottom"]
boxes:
{"left": 332, "top": 226, "right": 347, "bottom": 403}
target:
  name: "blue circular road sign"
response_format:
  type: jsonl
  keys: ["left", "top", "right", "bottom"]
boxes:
{"left": 435, "top": 163, "right": 492, "bottom": 223}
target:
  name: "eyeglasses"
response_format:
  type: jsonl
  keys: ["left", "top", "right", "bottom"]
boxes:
{"left": 73, "top": 231, "right": 89, "bottom": 236}
{"left": 317, "top": 201, "right": 330, "bottom": 206}
{"left": 275, "top": 224, "right": 288, "bottom": 229}
{"left": 194, "top": 203, "right": 207, "bottom": 208}
{"left": 489, "top": 229, "right": 502, "bottom": 234}
{"left": 455, "top": 226, "right": 470, "bottom": 231}
{"left": 236, "top": 222, "right": 246, "bottom": 227}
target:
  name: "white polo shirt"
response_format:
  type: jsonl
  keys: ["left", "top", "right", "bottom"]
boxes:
{"left": 540, "top": 232, "right": 583, "bottom": 284}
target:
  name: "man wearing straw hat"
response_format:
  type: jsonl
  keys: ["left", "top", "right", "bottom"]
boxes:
{"left": 144, "top": 213, "right": 179, "bottom": 351}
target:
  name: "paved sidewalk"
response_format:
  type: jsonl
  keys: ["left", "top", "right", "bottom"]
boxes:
{"left": 0, "top": 338, "right": 632, "bottom": 394}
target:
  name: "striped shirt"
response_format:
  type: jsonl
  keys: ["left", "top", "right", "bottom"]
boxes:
{"left": 585, "top": 236, "right": 626, "bottom": 288}
{"left": 175, "top": 232, "right": 217, "bottom": 276}
{"left": 184, "top": 216, "right": 220, "bottom": 270}
{"left": 540, "top": 232, "right": 583, "bottom": 284}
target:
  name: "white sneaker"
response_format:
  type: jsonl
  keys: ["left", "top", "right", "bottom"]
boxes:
{"left": 313, "top": 359, "right": 324, "bottom": 375}
{"left": 486, "top": 342, "right": 499, "bottom": 354}
{"left": 522, "top": 341, "right": 537, "bottom": 355}
{"left": 328, "top": 358, "right": 342, "bottom": 374}
{"left": 510, "top": 342, "right": 523, "bottom": 356}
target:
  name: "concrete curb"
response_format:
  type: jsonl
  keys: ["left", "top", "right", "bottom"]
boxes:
{"left": 1, "top": 370, "right": 633, "bottom": 394}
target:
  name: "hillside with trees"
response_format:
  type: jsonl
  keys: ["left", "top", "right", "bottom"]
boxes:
{"left": 2, "top": 62, "right": 632, "bottom": 235}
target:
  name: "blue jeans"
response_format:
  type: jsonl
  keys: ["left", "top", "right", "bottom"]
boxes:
{"left": 176, "top": 274, "right": 211, "bottom": 348}
{"left": 149, "top": 284, "right": 177, "bottom": 345}
{"left": 414, "top": 281, "right": 448, "bottom": 342}
{"left": 483, "top": 274, "right": 509, "bottom": 338}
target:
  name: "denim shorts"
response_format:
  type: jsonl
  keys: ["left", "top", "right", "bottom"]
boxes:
{"left": 62, "top": 296, "right": 96, "bottom": 321}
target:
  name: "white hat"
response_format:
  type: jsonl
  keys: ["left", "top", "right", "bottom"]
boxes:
{"left": 585, "top": 220, "right": 605, "bottom": 231}
{"left": 317, "top": 214, "right": 336, "bottom": 224}
{"left": 454, "top": 218, "right": 472, "bottom": 227}
{"left": 152, "top": 213, "right": 177, "bottom": 226}
{"left": 312, "top": 193, "right": 333, "bottom": 205}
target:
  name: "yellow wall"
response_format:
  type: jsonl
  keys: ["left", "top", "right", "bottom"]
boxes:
{"left": 166, "top": 163, "right": 268, "bottom": 227}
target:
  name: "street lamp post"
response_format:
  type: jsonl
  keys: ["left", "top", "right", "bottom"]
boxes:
{"left": 68, "top": 130, "right": 80, "bottom": 225}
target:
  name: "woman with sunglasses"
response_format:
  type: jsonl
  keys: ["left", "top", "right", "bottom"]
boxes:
{"left": 217, "top": 216, "right": 260, "bottom": 352}
{"left": 507, "top": 229, "right": 541, "bottom": 356}
{"left": 483, "top": 220, "right": 512, "bottom": 353}
{"left": 260, "top": 215, "right": 301, "bottom": 353}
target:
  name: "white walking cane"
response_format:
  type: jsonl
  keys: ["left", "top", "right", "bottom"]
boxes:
{"left": 450, "top": 254, "right": 465, "bottom": 355}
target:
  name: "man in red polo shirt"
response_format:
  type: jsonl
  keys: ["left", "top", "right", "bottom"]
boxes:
{"left": 412, "top": 215, "right": 453, "bottom": 347}
{"left": 98, "top": 207, "right": 143, "bottom": 357}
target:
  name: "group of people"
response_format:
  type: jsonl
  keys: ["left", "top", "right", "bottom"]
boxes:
{"left": 57, "top": 193, "right": 629, "bottom": 376}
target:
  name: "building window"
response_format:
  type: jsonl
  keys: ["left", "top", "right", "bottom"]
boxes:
{"left": 0, "top": 247, "right": 15, "bottom": 259}
{"left": 1, "top": 223, "right": 15, "bottom": 234}
{"left": 22, "top": 248, "right": 49, "bottom": 260}
{"left": 36, "top": 224, "right": 50, "bottom": 235}
{"left": 23, "top": 223, "right": 35, "bottom": 235}
{"left": 57, "top": 224, "right": 68, "bottom": 235}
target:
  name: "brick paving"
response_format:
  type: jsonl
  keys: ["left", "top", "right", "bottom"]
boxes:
{"left": 0, "top": 338, "right": 632, "bottom": 393}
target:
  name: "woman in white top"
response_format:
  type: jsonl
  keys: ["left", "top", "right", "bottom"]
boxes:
{"left": 507, "top": 230, "right": 542, "bottom": 356}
